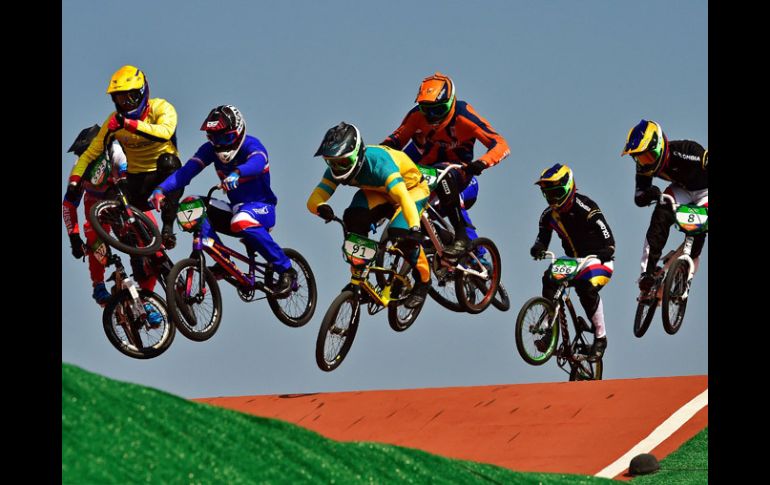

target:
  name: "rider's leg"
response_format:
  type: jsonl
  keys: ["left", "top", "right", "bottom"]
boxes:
{"left": 436, "top": 167, "right": 472, "bottom": 255}
{"left": 83, "top": 194, "right": 110, "bottom": 305}
{"left": 574, "top": 259, "right": 613, "bottom": 360}
{"left": 639, "top": 194, "right": 676, "bottom": 281}
{"left": 389, "top": 188, "right": 432, "bottom": 308}
{"left": 230, "top": 202, "right": 291, "bottom": 273}
{"left": 541, "top": 269, "right": 560, "bottom": 301}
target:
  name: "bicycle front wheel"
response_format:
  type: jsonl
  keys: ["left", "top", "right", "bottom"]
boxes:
{"left": 315, "top": 290, "right": 360, "bottom": 372}
{"left": 427, "top": 253, "right": 464, "bottom": 312}
{"left": 662, "top": 259, "right": 690, "bottom": 335}
{"left": 88, "top": 199, "right": 162, "bottom": 256}
{"left": 515, "top": 297, "right": 559, "bottom": 366}
{"left": 166, "top": 258, "right": 223, "bottom": 342}
{"left": 102, "top": 289, "right": 175, "bottom": 359}
{"left": 455, "top": 237, "right": 501, "bottom": 314}
{"left": 267, "top": 248, "right": 317, "bottom": 328}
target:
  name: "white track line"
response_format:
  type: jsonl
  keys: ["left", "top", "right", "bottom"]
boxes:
{"left": 594, "top": 388, "right": 708, "bottom": 479}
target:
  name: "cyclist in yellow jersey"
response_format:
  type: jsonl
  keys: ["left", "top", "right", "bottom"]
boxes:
{"left": 67, "top": 65, "right": 183, "bottom": 256}
{"left": 66, "top": 66, "right": 183, "bottom": 292}
{"left": 307, "top": 122, "right": 432, "bottom": 308}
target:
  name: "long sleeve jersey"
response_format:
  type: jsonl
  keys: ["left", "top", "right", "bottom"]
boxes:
{"left": 534, "top": 193, "right": 616, "bottom": 262}
{"left": 380, "top": 100, "right": 510, "bottom": 169}
{"left": 307, "top": 145, "right": 427, "bottom": 228}
{"left": 636, "top": 140, "right": 708, "bottom": 199}
{"left": 68, "top": 98, "right": 179, "bottom": 183}
{"left": 158, "top": 135, "right": 276, "bottom": 206}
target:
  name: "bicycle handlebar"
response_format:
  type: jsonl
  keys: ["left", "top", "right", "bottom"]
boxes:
{"left": 539, "top": 250, "right": 598, "bottom": 271}
{"left": 434, "top": 163, "right": 464, "bottom": 185}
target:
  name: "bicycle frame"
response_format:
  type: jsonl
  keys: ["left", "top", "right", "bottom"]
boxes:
{"left": 417, "top": 164, "right": 492, "bottom": 282}
{"left": 183, "top": 185, "right": 279, "bottom": 295}
{"left": 541, "top": 251, "right": 597, "bottom": 364}
{"left": 656, "top": 193, "right": 703, "bottom": 300}
{"left": 334, "top": 217, "right": 412, "bottom": 310}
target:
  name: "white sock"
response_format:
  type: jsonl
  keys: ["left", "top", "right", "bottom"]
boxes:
{"left": 591, "top": 299, "right": 606, "bottom": 339}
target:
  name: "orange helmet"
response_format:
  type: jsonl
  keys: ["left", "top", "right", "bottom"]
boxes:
{"left": 415, "top": 72, "right": 456, "bottom": 124}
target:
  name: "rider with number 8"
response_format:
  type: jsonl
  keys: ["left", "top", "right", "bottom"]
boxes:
{"left": 152, "top": 105, "right": 297, "bottom": 294}
{"left": 621, "top": 119, "right": 708, "bottom": 293}
{"left": 307, "top": 122, "right": 432, "bottom": 309}
{"left": 530, "top": 164, "right": 615, "bottom": 361}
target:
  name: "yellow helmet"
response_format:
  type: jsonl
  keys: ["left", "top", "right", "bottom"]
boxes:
{"left": 106, "top": 65, "right": 150, "bottom": 119}
{"left": 621, "top": 119, "right": 668, "bottom": 176}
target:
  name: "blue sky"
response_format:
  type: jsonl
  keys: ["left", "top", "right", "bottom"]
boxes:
{"left": 62, "top": 0, "right": 707, "bottom": 398}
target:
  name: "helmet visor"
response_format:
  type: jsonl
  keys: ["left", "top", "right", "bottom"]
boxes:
{"left": 323, "top": 155, "right": 356, "bottom": 175}
{"left": 418, "top": 99, "right": 452, "bottom": 120}
{"left": 111, "top": 90, "right": 143, "bottom": 112}
{"left": 541, "top": 185, "right": 569, "bottom": 205}
{"left": 632, "top": 146, "right": 662, "bottom": 168}
{"left": 208, "top": 129, "right": 239, "bottom": 149}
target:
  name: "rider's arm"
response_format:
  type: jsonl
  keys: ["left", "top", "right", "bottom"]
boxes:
{"left": 62, "top": 185, "right": 84, "bottom": 235}
{"left": 534, "top": 208, "right": 554, "bottom": 249}
{"left": 230, "top": 147, "right": 268, "bottom": 177}
{"left": 68, "top": 123, "right": 111, "bottom": 184}
{"left": 158, "top": 145, "right": 211, "bottom": 193}
{"left": 380, "top": 107, "right": 420, "bottom": 149}
{"left": 387, "top": 175, "right": 420, "bottom": 228}
{"left": 457, "top": 102, "right": 510, "bottom": 168}
{"left": 306, "top": 169, "right": 338, "bottom": 214}
{"left": 586, "top": 208, "right": 616, "bottom": 259}
{"left": 123, "top": 98, "right": 177, "bottom": 142}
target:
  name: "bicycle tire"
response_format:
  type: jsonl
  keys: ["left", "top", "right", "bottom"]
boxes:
{"left": 633, "top": 297, "right": 658, "bottom": 338}
{"left": 315, "top": 290, "right": 360, "bottom": 372}
{"left": 88, "top": 199, "right": 162, "bottom": 256}
{"left": 267, "top": 248, "right": 318, "bottom": 328}
{"left": 455, "top": 237, "right": 501, "bottom": 314}
{"left": 102, "top": 289, "right": 175, "bottom": 359}
{"left": 165, "top": 258, "right": 223, "bottom": 342}
{"left": 515, "top": 296, "right": 559, "bottom": 366}
{"left": 491, "top": 282, "right": 511, "bottom": 312}
{"left": 662, "top": 258, "right": 690, "bottom": 335}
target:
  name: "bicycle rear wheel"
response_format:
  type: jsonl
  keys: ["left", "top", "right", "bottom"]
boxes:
{"left": 455, "top": 237, "right": 501, "bottom": 314}
{"left": 633, "top": 296, "right": 658, "bottom": 338}
{"left": 102, "top": 289, "right": 175, "bottom": 359}
{"left": 315, "top": 290, "right": 360, "bottom": 372}
{"left": 427, "top": 252, "right": 464, "bottom": 312}
{"left": 267, "top": 248, "right": 317, "bottom": 328}
{"left": 515, "top": 297, "right": 559, "bottom": 366}
{"left": 387, "top": 255, "right": 423, "bottom": 332}
{"left": 662, "top": 259, "right": 690, "bottom": 335}
{"left": 569, "top": 358, "right": 603, "bottom": 381}
{"left": 165, "top": 258, "right": 223, "bottom": 342}
{"left": 491, "top": 282, "right": 511, "bottom": 312}
{"left": 88, "top": 200, "right": 162, "bottom": 256}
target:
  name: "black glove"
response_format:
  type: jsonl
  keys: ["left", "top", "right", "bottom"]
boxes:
{"left": 635, "top": 185, "right": 661, "bottom": 207}
{"left": 316, "top": 204, "right": 334, "bottom": 222}
{"left": 161, "top": 226, "right": 176, "bottom": 250}
{"left": 530, "top": 241, "right": 547, "bottom": 260}
{"left": 69, "top": 234, "right": 85, "bottom": 259}
{"left": 465, "top": 160, "right": 487, "bottom": 177}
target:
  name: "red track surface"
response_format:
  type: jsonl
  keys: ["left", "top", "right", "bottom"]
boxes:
{"left": 196, "top": 375, "right": 707, "bottom": 479}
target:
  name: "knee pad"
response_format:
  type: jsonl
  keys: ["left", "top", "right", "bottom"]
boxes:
{"left": 343, "top": 206, "right": 372, "bottom": 235}
{"left": 157, "top": 153, "right": 182, "bottom": 176}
